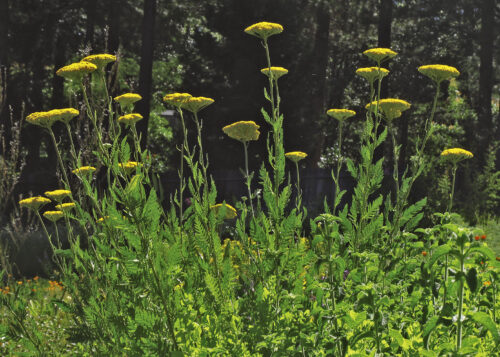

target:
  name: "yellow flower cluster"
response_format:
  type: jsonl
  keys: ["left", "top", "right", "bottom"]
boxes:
{"left": 19, "top": 197, "right": 51, "bottom": 211}
{"left": 43, "top": 211, "right": 64, "bottom": 222}
{"left": 222, "top": 121, "right": 260, "bottom": 142}
{"left": 55, "top": 202, "right": 76, "bottom": 212}
{"left": 418, "top": 64, "right": 460, "bottom": 83}
{"left": 326, "top": 109, "right": 356, "bottom": 121}
{"left": 440, "top": 148, "right": 473, "bottom": 163}
{"left": 44, "top": 189, "right": 72, "bottom": 202}
{"left": 363, "top": 48, "right": 397, "bottom": 63}
{"left": 114, "top": 93, "right": 142, "bottom": 107}
{"left": 260, "top": 66, "right": 288, "bottom": 80}
{"left": 366, "top": 98, "right": 411, "bottom": 120}
{"left": 163, "top": 93, "right": 192, "bottom": 107}
{"left": 81, "top": 54, "right": 116, "bottom": 70}
{"left": 181, "top": 96, "right": 215, "bottom": 113}
{"left": 118, "top": 161, "right": 141, "bottom": 174}
{"left": 56, "top": 62, "right": 97, "bottom": 80}
{"left": 72, "top": 166, "right": 96, "bottom": 175}
{"left": 210, "top": 203, "right": 237, "bottom": 219}
{"left": 285, "top": 151, "right": 308, "bottom": 163}
{"left": 355, "top": 67, "right": 389, "bottom": 83}
{"left": 26, "top": 108, "right": 79, "bottom": 128}
{"left": 244, "top": 21, "right": 283, "bottom": 40}
{"left": 118, "top": 113, "right": 143, "bottom": 125}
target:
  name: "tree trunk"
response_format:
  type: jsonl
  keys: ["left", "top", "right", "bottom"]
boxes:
{"left": 477, "top": 0, "right": 494, "bottom": 165}
{"left": 136, "top": 0, "right": 156, "bottom": 149}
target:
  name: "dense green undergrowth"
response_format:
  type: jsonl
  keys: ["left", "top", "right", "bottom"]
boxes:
{"left": 1, "top": 21, "right": 499, "bottom": 356}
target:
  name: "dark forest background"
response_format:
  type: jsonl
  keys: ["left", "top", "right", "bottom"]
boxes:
{"left": 0, "top": 0, "right": 499, "bottom": 224}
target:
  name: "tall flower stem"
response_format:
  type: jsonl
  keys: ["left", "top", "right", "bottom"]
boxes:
{"left": 64, "top": 122, "right": 79, "bottom": 166}
{"left": 47, "top": 128, "right": 70, "bottom": 186}
{"left": 177, "top": 108, "right": 187, "bottom": 225}
{"left": 448, "top": 164, "right": 458, "bottom": 213}
{"left": 332, "top": 121, "right": 344, "bottom": 214}
{"left": 243, "top": 141, "right": 255, "bottom": 217}
{"left": 456, "top": 246, "right": 465, "bottom": 351}
{"left": 294, "top": 161, "right": 302, "bottom": 211}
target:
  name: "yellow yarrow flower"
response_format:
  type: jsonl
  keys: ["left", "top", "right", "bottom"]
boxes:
{"left": 260, "top": 67, "right": 288, "bottom": 80}
{"left": 26, "top": 111, "right": 59, "bottom": 128}
{"left": 285, "top": 151, "right": 308, "bottom": 163}
{"left": 43, "top": 211, "right": 64, "bottom": 222}
{"left": 355, "top": 67, "right": 389, "bottom": 83}
{"left": 97, "top": 216, "right": 110, "bottom": 223}
{"left": 222, "top": 121, "right": 260, "bottom": 142}
{"left": 81, "top": 54, "right": 116, "bottom": 71}
{"left": 326, "top": 109, "right": 356, "bottom": 121}
{"left": 118, "top": 161, "right": 141, "bottom": 174}
{"left": 56, "top": 62, "right": 97, "bottom": 81}
{"left": 418, "top": 64, "right": 460, "bottom": 83}
{"left": 118, "top": 113, "right": 143, "bottom": 125}
{"left": 244, "top": 21, "right": 283, "bottom": 40}
{"left": 114, "top": 93, "right": 142, "bottom": 107}
{"left": 440, "top": 148, "right": 473, "bottom": 164}
{"left": 210, "top": 203, "right": 237, "bottom": 220}
{"left": 181, "top": 96, "right": 215, "bottom": 113}
{"left": 52, "top": 108, "right": 79, "bottom": 124}
{"left": 72, "top": 166, "right": 96, "bottom": 175}
{"left": 163, "top": 93, "right": 192, "bottom": 107}
{"left": 55, "top": 203, "right": 76, "bottom": 212}
{"left": 366, "top": 98, "right": 411, "bottom": 120}
{"left": 19, "top": 197, "right": 51, "bottom": 211}
{"left": 44, "top": 189, "right": 72, "bottom": 202}
{"left": 363, "top": 48, "right": 397, "bottom": 63}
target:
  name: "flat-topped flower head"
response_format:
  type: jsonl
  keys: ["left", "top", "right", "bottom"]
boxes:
{"left": 118, "top": 113, "right": 143, "bottom": 125}
{"left": 363, "top": 48, "right": 397, "bottom": 63}
{"left": 118, "top": 161, "right": 142, "bottom": 174}
{"left": 72, "top": 166, "right": 96, "bottom": 175}
{"left": 285, "top": 151, "right": 308, "bottom": 163}
{"left": 244, "top": 21, "right": 283, "bottom": 40}
{"left": 52, "top": 108, "right": 79, "bottom": 124}
{"left": 222, "top": 121, "right": 260, "bottom": 142}
{"left": 81, "top": 54, "right": 116, "bottom": 71}
{"left": 56, "top": 62, "right": 97, "bottom": 81}
{"left": 355, "top": 67, "right": 389, "bottom": 83}
{"left": 260, "top": 67, "right": 288, "bottom": 80}
{"left": 418, "top": 64, "right": 460, "bottom": 83}
{"left": 181, "top": 96, "right": 214, "bottom": 113}
{"left": 19, "top": 197, "right": 51, "bottom": 211}
{"left": 326, "top": 109, "right": 356, "bottom": 121}
{"left": 44, "top": 189, "right": 72, "bottom": 202}
{"left": 440, "top": 148, "right": 473, "bottom": 164}
{"left": 114, "top": 93, "right": 142, "bottom": 108}
{"left": 26, "top": 111, "right": 59, "bottom": 128}
{"left": 43, "top": 211, "right": 64, "bottom": 222}
{"left": 366, "top": 98, "right": 411, "bottom": 120}
{"left": 163, "top": 93, "right": 192, "bottom": 107}
{"left": 55, "top": 202, "right": 76, "bottom": 212}
{"left": 210, "top": 203, "right": 237, "bottom": 220}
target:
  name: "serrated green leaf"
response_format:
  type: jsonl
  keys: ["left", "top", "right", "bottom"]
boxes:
{"left": 471, "top": 311, "right": 500, "bottom": 343}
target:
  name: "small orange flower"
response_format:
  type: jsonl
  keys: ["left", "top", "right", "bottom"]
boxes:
{"left": 481, "top": 235, "right": 486, "bottom": 241}
{"left": 483, "top": 281, "right": 491, "bottom": 287}
{"left": 33, "top": 276, "right": 39, "bottom": 281}
{"left": 475, "top": 236, "right": 480, "bottom": 241}
{"left": 422, "top": 251, "right": 427, "bottom": 257}
{"left": 496, "top": 257, "right": 500, "bottom": 261}
{"left": 17, "top": 281, "right": 22, "bottom": 285}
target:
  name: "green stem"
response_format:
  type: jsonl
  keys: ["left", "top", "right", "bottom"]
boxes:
{"left": 456, "top": 250, "right": 464, "bottom": 351}
{"left": 47, "top": 128, "right": 69, "bottom": 187}
{"left": 243, "top": 141, "right": 255, "bottom": 217}
{"left": 448, "top": 165, "right": 457, "bottom": 213}
{"left": 333, "top": 121, "right": 343, "bottom": 214}
{"left": 295, "top": 162, "right": 302, "bottom": 211}
{"left": 64, "top": 122, "right": 79, "bottom": 167}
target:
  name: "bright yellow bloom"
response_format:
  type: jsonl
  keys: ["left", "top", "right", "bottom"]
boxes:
{"left": 365, "top": 98, "right": 411, "bottom": 120}
{"left": 43, "top": 211, "right": 64, "bottom": 222}
{"left": 114, "top": 93, "right": 142, "bottom": 107}
{"left": 19, "top": 197, "right": 51, "bottom": 211}
{"left": 97, "top": 216, "right": 110, "bottom": 223}
{"left": 363, "top": 48, "right": 397, "bottom": 63}
{"left": 55, "top": 203, "right": 76, "bottom": 212}
{"left": 260, "top": 67, "right": 288, "bottom": 80}
{"left": 81, "top": 54, "right": 116, "bottom": 71}
{"left": 72, "top": 166, "right": 96, "bottom": 175}
{"left": 355, "top": 67, "right": 389, "bottom": 83}
{"left": 118, "top": 161, "right": 141, "bottom": 173}
{"left": 163, "top": 93, "right": 192, "bottom": 107}
{"left": 56, "top": 62, "right": 97, "bottom": 80}
{"left": 440, "top": 148, "right": 473, "bottom": 163}
{"left": 285, "top": 151, "right": 308, "bottom": 163}
{"left": 222, "top": 121, "right": 260, "bottom": 142}
{"left": 210, "top": 203, "right": 237, "bottom": 219}
{"left": 244, "top": 21, "right": 283, "bottom": 40}
{"left": 26, "top": 111, "right": 59, "bottom": 128}
{"left": 181, "top": 96, "right": 215, "bottom": 113}
{"left": 418, "top": 64, "right": 460, "bottom": 83}
{"left": 326, "top": 109, "right": 356, "bottom": 121}
{"left": 44, "top": 189, "right": 72, "bottom": 202}
{"left": 118, "top": 113, "right": 143, "bottom": 125}
{"left": 52, "top": 108, "right": 79, "bottom": 124}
